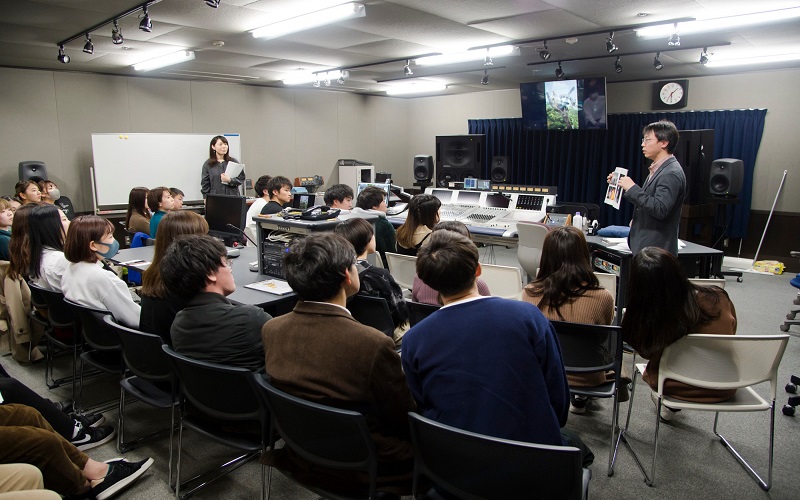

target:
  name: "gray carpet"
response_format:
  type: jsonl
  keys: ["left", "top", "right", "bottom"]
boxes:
{"left": 2, "top": 246, "right": 799, "bottom": 499}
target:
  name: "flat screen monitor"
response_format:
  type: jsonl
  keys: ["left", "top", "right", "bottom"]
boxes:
{"left": 292, "top": 193, "right": 318, "bottom": 210}
{"left": 477, "top": 179, "right": 491, "bottom": 191}
{"left": 463, "top": 178, "right": 477, "bottom": 189}
{"left": 205, "top": 194, "right": 246, "bottom": 240}
{"left": 430, "top": 189, "right": 453, "bottom": 203}
{"left": 485, "top": 193, "right": 510, "bottom": 209}
{"left": 357, "top": 182, "right": 391, "bottom": 199}
{"left": 457, "top": 190, "right": 480, "bottom": 205}
{"left": 520, "top": 77, "right": 607, "bottom": 130}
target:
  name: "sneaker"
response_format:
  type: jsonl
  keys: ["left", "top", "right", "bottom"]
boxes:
{"left": 70, "top": 423, "right": 116, "bottom": 451}
{"left": 90, "top": 458, "right": 154, "bottom": 500}
{"left": 650, "top": 392, "right": 681, "bottom": 422}
{"left": 73, "top": 412, "right": 106, "bottom": 428}
{"left": 570, "top": 395, "right": 589, "bottom": 414}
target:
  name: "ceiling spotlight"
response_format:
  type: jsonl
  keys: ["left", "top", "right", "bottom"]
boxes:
{"left": 338, "top": 76, "right": 345, "bottom": 84}
{"left": 614, "top": 56, "right": 623, "bottom": 73}
{"left": 555, "top": 61, "right": 564, "bottom": 79}
{"left": 484, "top": 49, "right": 493, "bottom": 66}
{"left": 481, "top": 69, "right": 489, "bottom": 85}
{"left": 111, "top": 20, "right": 124, "bottom": 45}
{"left": 403, "top": 59, "right": 413, "bottom": 76}
{"left": 57, "top": 45, "right": 70, "bottom": 64}
{"left": 606, "top": 31, "right": 617, "bottom": 53}
{"left": 653, "top": 52, "right": 664, "bottom": 70}
{"left": 313, "top": 78, "right": 321, "bottom": 88}
{"left": 539, "top": 41, "right": 551, "bottom": 61}
{"left": 699, "top": 47, "right": 709, "bottom": 66}
{"left": 83, "top": 33, "right": 93, "bottom": 54}
{"left": 324, "top": 77, "right": 331, "bottom": 86}
{"left": 668, "top": 23, "right": 680, "bottom": 46}
{"left": 205, "top": 0, "right": 221, "bottom": 7}
{"left": 139, "top": 6, "right": 152, "bottom": 32}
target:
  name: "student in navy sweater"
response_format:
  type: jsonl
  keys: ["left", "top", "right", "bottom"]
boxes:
{"left": 401, "top": 230, "right": 593, "bottom": 464}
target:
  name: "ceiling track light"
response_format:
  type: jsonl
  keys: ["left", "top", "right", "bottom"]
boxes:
{"left": 403, "top": 59, "right": 413, "bottom": 76}
{"left": 111, "top": 20, "right": 124, "bottom": 45}
{"left": 606, "top": 31, "right": 618, "bottom": 53}
{"left": 483, "top": 48, "right": 493, "bottom": 66}
{"left": 140, "top": 6, "right": 153, "bottom": 33}
{"left": 82, "top": 33, "right": 93, "bottom": 54}
{"left": 668, "top": 23, "right": 680, "bottom": 46}
{"left": 481, "top": 69, "right": 489, "bottom": 85}
{"left": 653, "top": 51, "right": 663, "bottom": 70}
{"left": 539, "top": 41, "right": 551, "bottom": 61}
{"left": 614, "top": 55, "right": 623, "bottom": 73}
{"left": 700, "top": 47, "right": 709, "bottom": 66}
{"left": 57, "top": 45, "right": 69, "bottom": 64}
{"left": 205, "top": 0, "right": 221, "bottom": 7}
{"left": 555, "top": 61, "right": 564, "bottom": 79}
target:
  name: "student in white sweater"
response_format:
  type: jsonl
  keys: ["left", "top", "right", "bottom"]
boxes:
{"left": 244, "top": 174, "right": 271, "bottom": 245}
{"left": 62, "top": 215, "right": 141, "bottom": 329}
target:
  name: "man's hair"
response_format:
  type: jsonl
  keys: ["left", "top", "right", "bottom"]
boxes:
{"left": 267, "top": 176, "right": 292, "bottom": 199}
{"left": 334, "top": 217, "right": 373, "bottom": 256}
{"left": 643, "top": 120, "right": 680, "bottom": 154}
{"left": 432, "top": 220, "right": 470, "bottom": 238}
{"left": 284, "top": 233, "right": 355, "bottom": 302}
{"left": 146, "top": 187, "right": 170, "bottom": 212}
{"left": 169, "top": 187, "right": 184, "bottom": 198}
{"left": 323, "top": 184, "right": 354, "bottom": 206}
{"left": 416, "top": 230, "right": 479, "bottom": 296}
{"left": 356, "top": 186, "right": 385, "bottom": 210}
{"left": 161, "top": 234, "right": 227, "bottom": 299}
{"left": 254, "top": 175, "right": 272, "bottom": 198}
{"left": 64, "top": 215, "right": 115, "bottom": 264}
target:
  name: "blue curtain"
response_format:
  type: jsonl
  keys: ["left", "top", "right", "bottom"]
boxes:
{"left": 468, "top": 109, "right": 766, "bottom": 238}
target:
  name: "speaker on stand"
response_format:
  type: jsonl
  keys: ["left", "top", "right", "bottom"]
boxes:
{"left": 490, "top": 156, "right": 509, "bottom": 183}
{"left": 413, "top": 155, "right": 433, "bottom": 189}
{"left": 709, "top": 158, "right": 745, "bottom": 282}
{"left": 435, "top": 135, "right": 485, "bottom": 187}
{"left": 19, "top": 161, "right": 48, "bottom": 182}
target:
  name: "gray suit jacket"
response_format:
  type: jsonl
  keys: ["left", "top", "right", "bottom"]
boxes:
{"left": 623, "top": 156, "right": 686, "bottom": 255}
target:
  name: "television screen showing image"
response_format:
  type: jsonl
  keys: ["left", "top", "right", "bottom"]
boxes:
{"left": 520, "top": 77, "right": 606, "bottom": 131}
{"left": 545, "top": 80, "right": 578, "bottom": 130}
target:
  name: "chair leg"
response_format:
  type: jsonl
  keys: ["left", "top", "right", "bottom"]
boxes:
{"left": 713, "top": 405, "right": 775, "bottom": 491}
{"left": 617, "top": 366, "right": 661, "bottom": 486}
{"left": 175, "top": 419, "right": 183, "bottom": 500}
{"left": 168, "top": 404, "right": 176, "bottom": 488}
{"left": 117, "top": 386, "right": 126, "bottom": 452}
{"left": 607, "top": 388, "right": 621, "bottom": 476}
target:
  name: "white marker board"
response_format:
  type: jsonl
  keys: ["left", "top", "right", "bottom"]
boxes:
{"left": 91, "top": 133, "right": 242, "bottom": 208}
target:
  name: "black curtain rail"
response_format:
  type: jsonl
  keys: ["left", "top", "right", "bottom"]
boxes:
{"left": 525, "top": 42, "right": 731, "bottom": 67}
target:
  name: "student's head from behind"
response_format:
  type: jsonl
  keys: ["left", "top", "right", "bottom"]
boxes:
{"left": 15, "top": 180, "right": 41, "bottom": 204}
{"left": 169, "top": 188, "right": 185, "bottom": 210}
{"left": 536, "top": 225, "right": 595, "bottom": 281}
{"left": 416, "top": 230, "right": 480, "bottom": 298}
{"left": 356, "top": 186, "right": 387, "bottom": 212}
{"left": 284, "top": 233, "right": 359, "bottom": 302}
{"left": 64, "top": 215, "right": 117, "bottom": 264}
{"left": 408, "top": 194, "right": 441, "bottom": 229}
{"left": 334, "top": 217, "right": 375, "bottom": 257}
{"left": 642, "top": 120, "right": 679, "bottom": 155}
{"left": 37, "top": 180, "right": 60, "bottom": 203}
{"left": 432, "top": 220, "right": 470, "bottom": 238}
{"left": 254, "top": 175, "right": 272, "bottom": 199}
{"left": 628, "top": 246, "right": 691, "bottom": 307}
{"left": 147, "top": 186, "right": 174, "bottom": 213}
{"left": 209, "top": 135, "right": 230, "bottom": 162}
{"left": 7, "top": 204, "right": 36, "bottom": 280}
{"left": 25, "top": 204, "right": 66, "bottom": 277}
{"left": 161, "top": 234, "right": 233, "bottom": 299}
{"left": 142, "top": 211, "right": 209, "bottom": 299}
{"left": 0, "top": 198, "right": 13, "bottom": 229}
{"left": 324, "top": 184, "right": 354, "bottom": 210}
{"left": 267, "top": 176, "right": 293, "bottom": 205}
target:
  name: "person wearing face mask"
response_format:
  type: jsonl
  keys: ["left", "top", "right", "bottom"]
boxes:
{"left": 61, "top": 215, "right": 141, "bottom": 329}
{"left": 37, "top": 179, "right": 75, "bottom": 220}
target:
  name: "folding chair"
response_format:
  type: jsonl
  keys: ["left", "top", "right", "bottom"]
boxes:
{"left": 348, "top": 295, "right": 394, "bottom": 338}
{"left": 407, "top": 301, "right": 440, "bottom": 327}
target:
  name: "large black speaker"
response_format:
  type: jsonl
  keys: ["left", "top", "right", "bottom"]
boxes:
{"left": 490, "top": 156, "right": 509, "bottom": 182}
{"left": 435, "top": 135, "right": 485, "bottom": 187}
{"left": 709, "top": 158, "right": 744, "bottom": 197}
{"left": 672, "top": 129, "right": 714, "bottom": 206}
{"left": 413, "top": 155, "right": 433, "bottom": 182}
{"left": 19, "top": 161, "right": 48, "bottom": 182}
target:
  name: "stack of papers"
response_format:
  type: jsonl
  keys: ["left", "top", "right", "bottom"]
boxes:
{"left": 245, "top": 279, "right": 293, "bottom": 295}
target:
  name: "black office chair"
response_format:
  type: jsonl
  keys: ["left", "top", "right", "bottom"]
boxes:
{"left": 407, "top": 301, "right": 440, "bottom": 327}
{"left": 348, "top": 295, "right": 394, "bottom": 337}
{"left": 551, "top": 320, "right": 624, "bottom": 476}
{"left": 408, "top": 412, "right": 590, "bottom": 500}
{"left": 162, "top": 346, "right": 268, "bottom": 500}
{"left": 253, "top": 374, "right": 379, "bottom": 500}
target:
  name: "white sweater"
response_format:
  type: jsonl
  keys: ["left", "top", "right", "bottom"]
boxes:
{"left": 62, "top": 261, "right": 141, "bottom": 329}
{"left": 245, "top": 197, "right": 268, "bottom": 245}
{"left": 34, "top": 247, "right": 70, "bottom": 292}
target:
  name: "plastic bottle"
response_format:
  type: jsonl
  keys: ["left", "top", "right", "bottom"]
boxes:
{"left": 573, "top": 212, "right": 584, "bottom": 232}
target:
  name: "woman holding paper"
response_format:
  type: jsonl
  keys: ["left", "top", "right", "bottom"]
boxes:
{"left": 201, "top": 135, "right": 244, "bottom": 197}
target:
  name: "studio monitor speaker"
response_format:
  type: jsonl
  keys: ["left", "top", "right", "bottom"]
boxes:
{"left": 709, "top": 158, "right": 744, "bottom": 197}
{"left": 413, "top": 155, "right": 433, "bottom": 182}
{"left": 490, "top": 156, "right": 509, "bottom": 182}
{"left": 435, "top": 134, "right": 485, "bottom": 187}
{"left": 19, "top": 161, "right": 48, "bottom": 182}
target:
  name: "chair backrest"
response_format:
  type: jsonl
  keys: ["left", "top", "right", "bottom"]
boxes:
{"left": 516, "top": 222, "right": 550, "bottom": 279}
{"left": 408, "top": 412, "right": 585, "bottom": 500}
{"left": 27, "top": 282, "right": 48, "bottom": 310}
{"left": 688, "top": 278, "right": 726, "bottom": 289}
{"left": 593, "top": 272, "right": 617, "bottom": 308}
{"left": 408, "top": 301, "right": 440, "bottom": 327}
{"left": 162, "top": 345, "right": 264, "bottom": 423}
{"left": 348, "top": 295, "right": 394, "bottom": 337}
{"left": 480, "top": 263, "right": 523, "bottom": 300}
{"left": 29, "top": 283, "right": 75, "bottom": 329}
{"left": 104, "top": 315, "right": 172, "bottom": 383}
{"left": 253, "top": 374, "right": 377, "bottom": 493}
{"left": 659, "top": 334, "right": 790, "bottom": 399}
{"left": 550, "top": 321, "right": 622, "bottom": 375}
{"left": 384, "top": 252, "right": 416, "bottom": 290}
{"left": 64, "top": 298, "right": 121, "bottom": 351}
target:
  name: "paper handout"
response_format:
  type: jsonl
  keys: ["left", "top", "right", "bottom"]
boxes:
{"left": 604, "top": 167, "right": 628, "bottom": 210}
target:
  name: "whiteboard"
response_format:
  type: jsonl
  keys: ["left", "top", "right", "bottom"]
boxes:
{"left": 91, "top": 133, "right": 242, "bottom": 208}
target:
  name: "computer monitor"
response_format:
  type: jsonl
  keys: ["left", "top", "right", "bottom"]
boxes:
{"left": 430, "top": 189, "right": 453, "bottom": 204}
{"left": 205, "top": 194, "right": 246, "bottom": 244}
{"left": 356, "top": 182, "right": 391, "bottom": 199}
{"left": 485, "top": 192, "right": 510, "bottom": 208}
{"left": 292, "top": 193, "right": 319, "bottom": 210}
{"left": 456, "top": 190, "right": 480, "bottom": 205}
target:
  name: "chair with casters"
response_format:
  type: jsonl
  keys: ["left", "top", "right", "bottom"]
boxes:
{"left": 384, "top": 252, "right": 417, "bottom": 291}
{"left": 348, "top": 295, "right": 394, "bottom": 338}
{"left": 516, "top": 221, "right": 550, "bottom": 282}
{"left": 407, "top": 301, "right": 440, "bottom": 327}
{"left": 253, "top": 374, "right": 380, "bottom": 500}
{"left": 780, "top": 251, "right": 800, "bottom": 333}
{"left": 161, "top": 346, "right": 268, "bottom": 500}
{"left": 551, "top": 321, "right": 624, "bottom": 476}
{"left": 620, "top": 334, "right": 789, "bottom": 491}
{"left": 407, "top": 412, "right": 591, "bottom": 500}
{"left": 688, "top": 277, "right": 727, "bottom": 289}
{"left": 479, "top": 263, "right": 523, "bottom": 300}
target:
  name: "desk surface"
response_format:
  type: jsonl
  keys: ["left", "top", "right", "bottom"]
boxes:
{"left": 113, "top": 246, "right": 296, "bottom": 309}
{"left": 585, "top": 236, "right": 723, "bottom": 257}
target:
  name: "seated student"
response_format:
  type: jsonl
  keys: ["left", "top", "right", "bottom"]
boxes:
{"left": 0, "top": 404, "right": 152, "bottom": 499}
{"left": 623, "top": 246, "right": 737, "bottom": 422}
{"left": 522, "top": 225, "right": 616, "bottom": 414}
{"left": 0, "top": 198, "right": 12, "bottom": 260}
{"left": 245, "top": 175, "right": 271, "bottom": 244}
{"left": 334, "top": 218, "right": 408, "bottom": 328}
{"left": 161, "top": 234, "right": 271, "bottom": 371}
{"left": 351, "top": 186, "right": 396, "bottom": 269}
{"left": 14, "top": 180, "right": 41, "bottom": 206}
{"left": 125, "top": 187, "right": 151, "bottom": 236}
{"left": 37, "top": 179, "right": 75, "bottom": 220}
{"left": 411, "top": 221, "right": 490, "bottom": 305}
{"left": 261, "top": 233, "right": 416, "bottom": 496}
{"left": 169, "top": 188, "right": 185, "bottom": 210}
{"left": 323, "top": 184, "right": 354, "bottom": 211}
{"left": 62, "top": 215, "right": 141, "bottom": 329}
{"left": 1, "top": 195, "right": 21, "bottom": 214}
{"left": 147, "top": 187, "right": 174, "bottom": 238}
{"left": 16, "top": 204, "right": 70, "bottom": 293}
{"left": 395, "top": 194, "right": 440, "bottom": 256}
{"left": 259, "top": 176, "right": 293, "bottom": 215}
{"left": 402, "top": 230, "right": 592, "bottom": 465}
{"left": 139, "top": 212, "right": 209, "bottom": 346}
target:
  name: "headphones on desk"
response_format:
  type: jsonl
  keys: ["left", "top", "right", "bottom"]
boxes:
{"left": 282, "top": 205, "right": 340, "bottom": 221}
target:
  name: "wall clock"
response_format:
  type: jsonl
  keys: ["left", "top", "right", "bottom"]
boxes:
{"left": 652, "top": 80, "right": 688, "bottom": 109}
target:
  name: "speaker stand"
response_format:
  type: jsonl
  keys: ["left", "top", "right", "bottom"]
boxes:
{"left": 711, "top": 197, "right": 743, "bottom": 282}
{"left": 413, "top": 181, "right": 432, "bottom": 189}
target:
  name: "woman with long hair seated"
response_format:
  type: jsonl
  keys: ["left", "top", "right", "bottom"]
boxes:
{"left": 124, "top": 187, "right": 150, "bottom": 236}
{"left": 139, "top": 211, "right": 209, "bottom": 345}
{"left": 395, "top": 194, "right": 441, "bottom": 256}
{"left": 522, "top": 225, "right": 615, "bottom": 414}
{"left": 20, "top": 204, "right": 70, "bottom": 293}
{"left": 622, "top": 246, "right": 736, "bottom": 422}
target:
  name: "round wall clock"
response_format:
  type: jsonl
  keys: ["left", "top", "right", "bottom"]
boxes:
{"left": 652, "top": 80, "right": 688, "bottom": 109}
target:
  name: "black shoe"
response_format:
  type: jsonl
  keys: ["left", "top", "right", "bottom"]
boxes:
{"left": 70, "top": 423, "right": 116, "bottom": 451}
{"left": 90, "top": 458, "right": 154, "bottom": 500}
{"left": 73, "top": 412, "right": 106, "bottom": 428}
